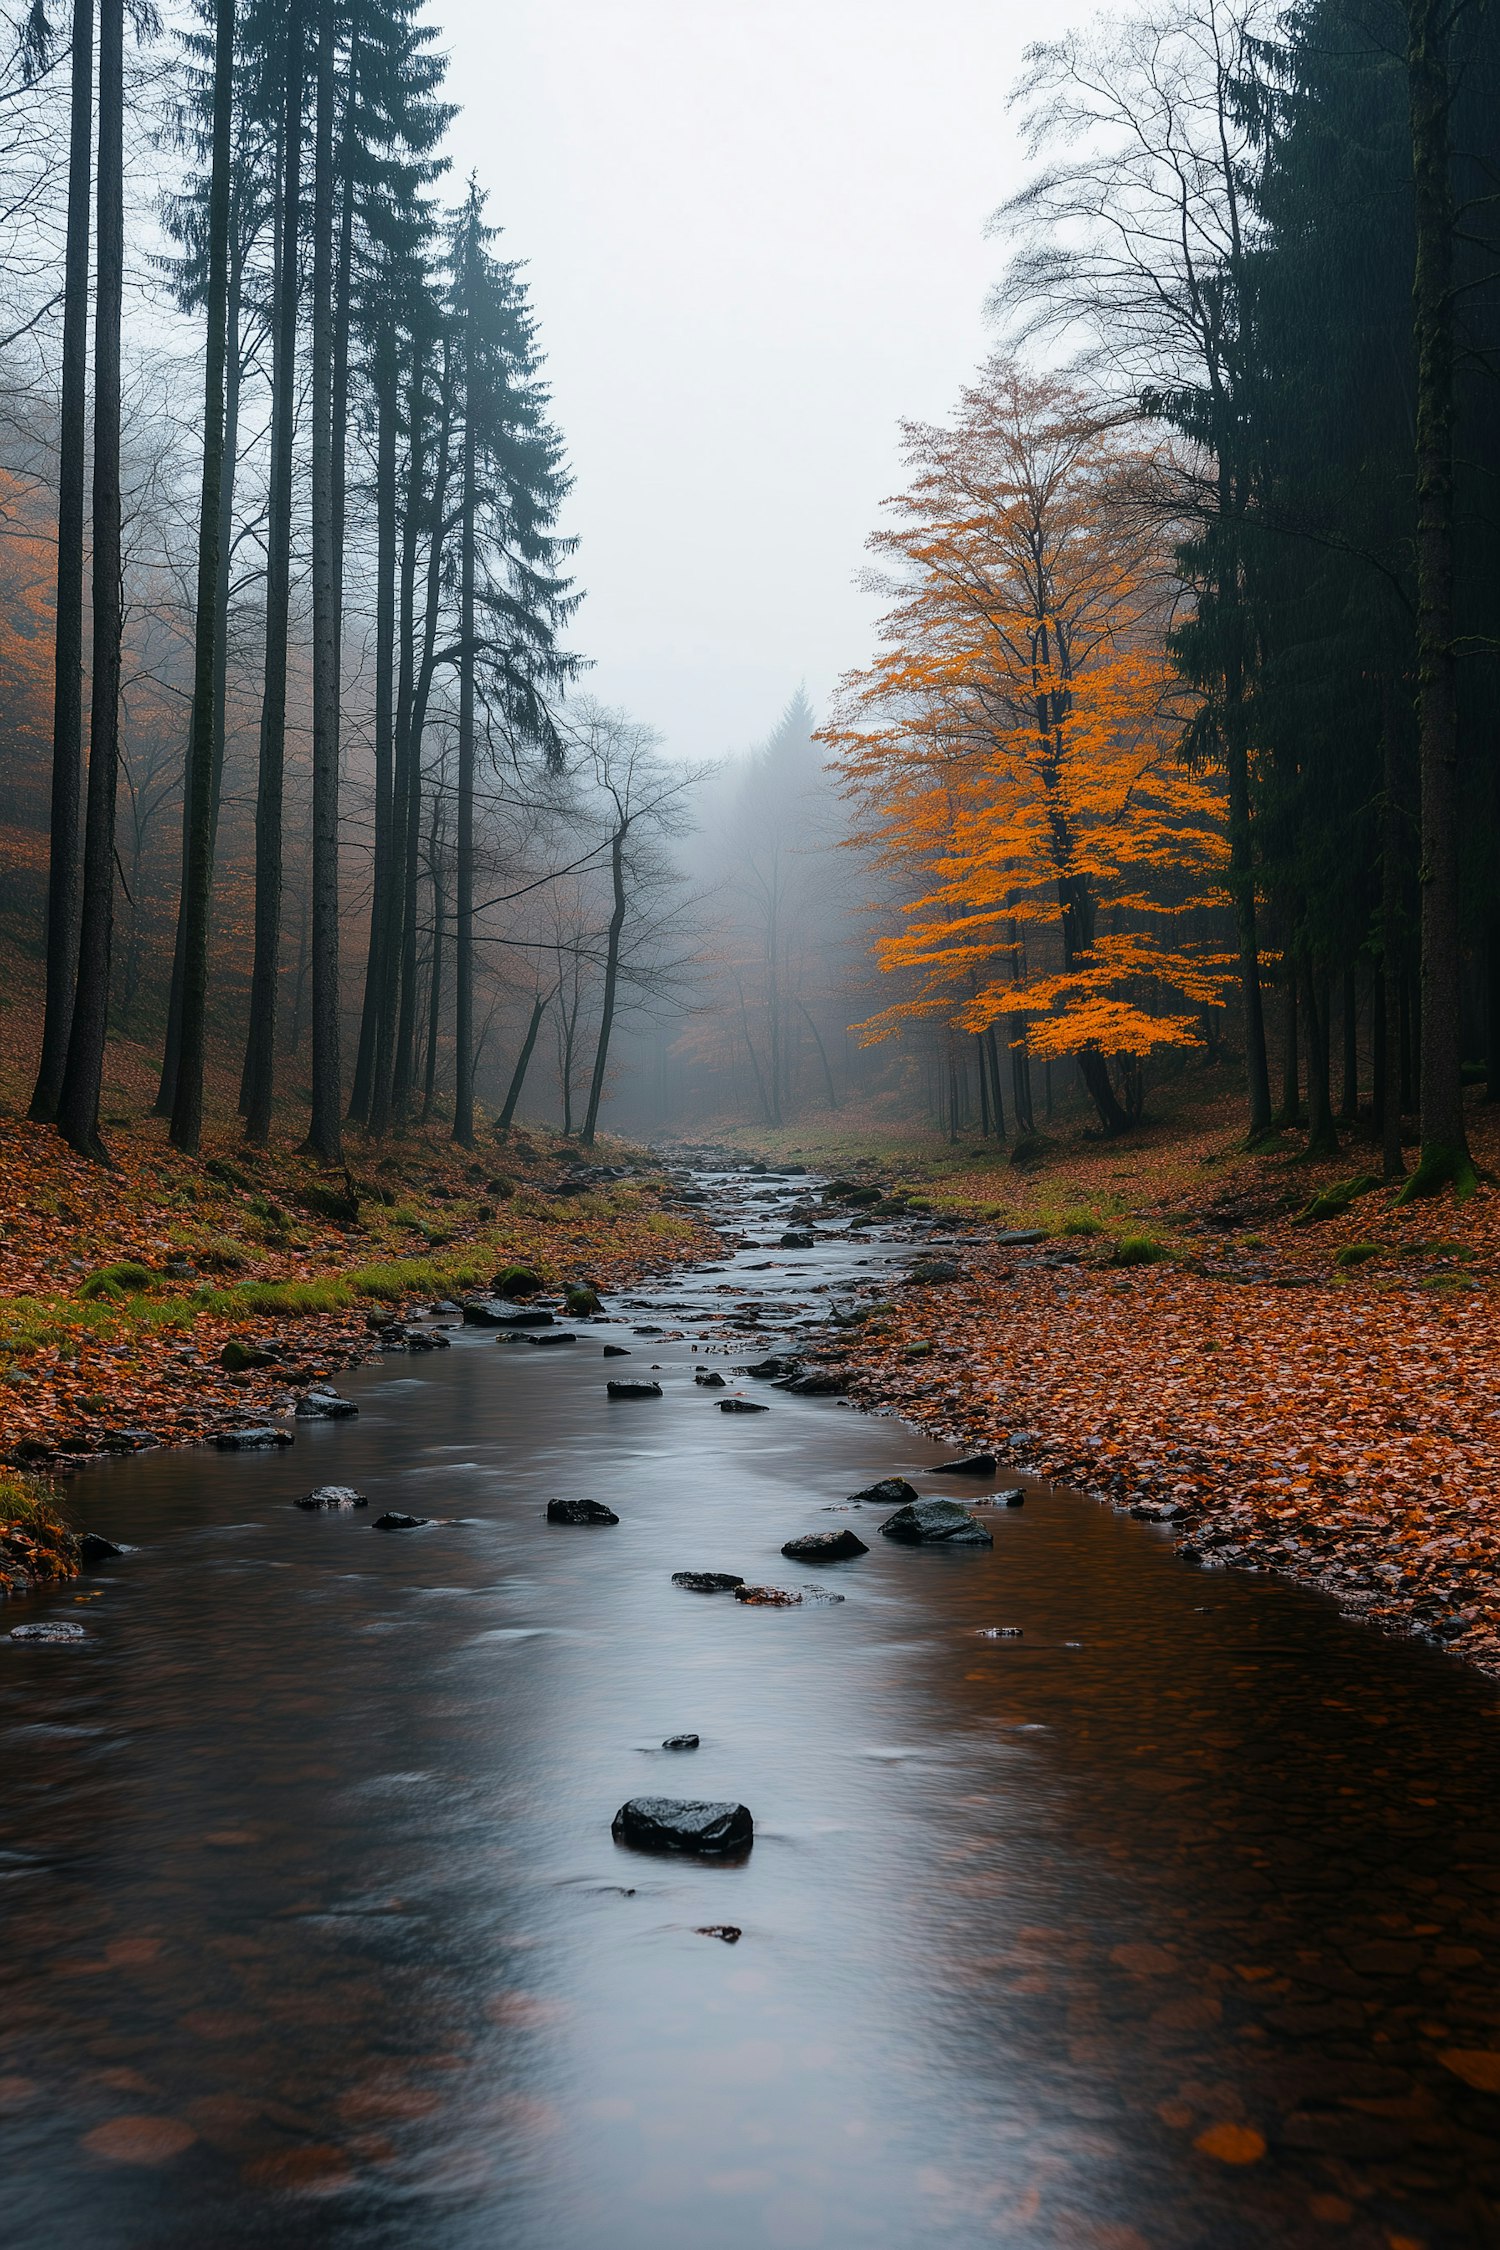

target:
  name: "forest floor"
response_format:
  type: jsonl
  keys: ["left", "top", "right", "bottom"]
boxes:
{"left": 709, "top": 1076, "right": 1500, "bottom": 1680}
{"left": 0, "top": 987, "right": 716, "bottom": 1598}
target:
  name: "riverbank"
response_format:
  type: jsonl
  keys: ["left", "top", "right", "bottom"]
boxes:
{"left": 703, "top": 1088, "right": 1500, "bottom": 1679}
{"left": 0, "top": 1108, "right": 717, "bottom": 1564}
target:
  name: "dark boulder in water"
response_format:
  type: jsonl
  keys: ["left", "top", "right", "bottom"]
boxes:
{"left": 295, "top": 1486, "right": 368, "bottom": 1511}
{"left": 780, "top": 1369, "right": 847, "bottom": 1396}
{"left": 524, "top": 1331, "right": 577, "bottom": 1348}
{"left": 603, "top": 1344, "right": 631, "bottom": 1358}
{"left": 719, "top": 1397, "right": 769, "bottom": 1414}
{"left": 880, "top": 1499, "right": 993, "bottom": 1547}
{"left": 781, "top": 1528, "right": 868, "bottom": 1562}
{"left": 295, "top": 1389, "right": 358, "bottom": 1419}
{"left": 215, "top": 1426, "right": 293, "bottom": 1451}
{"left": 79, "top": 1532, "right": 125, "bottom": 1563}
{"left": 462, "top": 1299, "right": 554, "bottom": 1329}
{"left": 671, "top": 1571, "right": 744, "bottom": 1593}
{"left": 373, "top": 1511, "right": 429, "bottom": 1531}
{"left": 662, "top": 1733, "right": 700, "bottom": 1750}
{"left": 611, "top": 1797, "right": 753, "bottom": 1856}
{"left": 934, "top": 1452, "right": 997, "bottom": 1476}
{"left": 546, "top": 1497, "right": 619, "bottom": 1525}
{"left": 848, "top": 1477, "right": 918, "bottom": 1506}
{"left": 694, "top": 1370, "right": 726, "bottom": 1388}
{"left": 607, "top": 1379, "right": 662, "bottom": 1400}
{"left": 10, "top": 1620, "right": 88, "bottom": 1643}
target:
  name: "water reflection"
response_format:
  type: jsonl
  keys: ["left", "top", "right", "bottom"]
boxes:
{"left": 1, "top": 1171, "right": 1497, "bottom": 2247}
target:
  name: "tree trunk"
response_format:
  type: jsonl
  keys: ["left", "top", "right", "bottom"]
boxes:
{"left": 984, "top": 1022, "right": 1007, "bottom": 1139}
{"left": 1340, "top": 966, "right": 1359, "bottom": 1119}
{"left": 168, "top": 0, "right": 236, "bottom": 1155}
{"left": 580, "top": 822, "right": 628, "bottom": 1147}
{"left": 799, "top": 999, "right": 840, "bottom": 1111}
{"left": 348, "top": 321, "right": 397, "bottom": 1126}
{"left": 369, "top": 331, "right": 424, "bottom": 1137}
{"left": 57, "top": 0, "right": 123, "bottom": 1161}
{"left": 420, "top": 793, "right": 444, "bottom": 1122}
{"left": 451, "top": 244, "right": 477, "bottom": 1148}
{"left": 1486, "top": 902, "right": 1500, "bottom": 1104}
{"left": 305, "top": 0, "right": 342, "bottom": 1161}
{"left": 1225, "top": 672, "right": 1272, "bottom": 1141}
{"left": 241, "top": 12, "right": 303, "bottom": 1144}
{"left": 30, "top": 0, "right": 92, "bottom": 1123}
{"left": 1301, "top": 951, "right": 1337, "bottom": 1156}
{"left": 392, "top": 343, "right": 453, "bottom": 1123}
{"left": 1402, "top": 0, "right": 1474, "bottom": 1196}
{"left": 1278, "top": 967, "right": 1299, "bottom": 1126}
{"left": 498, "top": 988, "right": 550, "bottom": 1131}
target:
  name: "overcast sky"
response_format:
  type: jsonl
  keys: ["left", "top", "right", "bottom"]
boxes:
{"left": 439, "top": 0, "right": 1086, "bottom": 762}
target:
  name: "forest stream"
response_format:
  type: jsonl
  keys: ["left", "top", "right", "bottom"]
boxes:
{"left": 3, "top": 1167, "right": 1499, "bottom": 2250}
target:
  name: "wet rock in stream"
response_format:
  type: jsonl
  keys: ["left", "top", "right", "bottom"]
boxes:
{"left": 880, "top": 1499, "right": 994, "bottom": 1547}
{"left": 781, "top": 1529, "right": 869, "bottom": 1562}
{"left": 719, "top": 1397, "right": 769, "bottom": 1414}
{"left": 79, "top": 1532, "right": 126, "bottom": 1562}
{"left": 611, "top": 1797, "right": 753, "bottom": 1856}
{"left": 694, "top": 1370, "right": 726, "bottom": 1388}
{"left": 295, "top": 1486, "right": 368, "bottom": 1511}
{"left": 696, "top": 1924, "right": 742, "bottom": 1942}
{"left": 849, "top": 1477, "right": 919, "bottom": 1506}
{"left": 602, "top": 1345, "right": 631, "bottom": 1357}
{"left": 463, "top": 1300, "right": 554, "bottom": 1330}
{"left": 214, "top": 1426, "right": 293, "bottom": 1451}
{"left": 934, "top": 1452, "right": 997, "bottom": 1475}
{"left": 607, "top": 1379, "right": 661, "bottom": 1399}
{"left": 295, "top": 1389, "right": 358, "bottom": 1420}
{"left": 373, "top": 1511, "right": 429, "bottom": 1531}
{"left": 662, "top": 1733, "right": 700, "bottom": 1750}
{"left": 546, "top": 1498, "right": 619, "bottom": 1525}
{"left": 671, "top": 1572, "right": 744, "bottom": 1593}
{"left": 10, "top": 1620, "right": 89, "bottom": 1643}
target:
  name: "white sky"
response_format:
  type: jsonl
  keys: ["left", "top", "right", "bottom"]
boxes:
{"left": 438, "top": 0, "right": 1086, "bottom": 763}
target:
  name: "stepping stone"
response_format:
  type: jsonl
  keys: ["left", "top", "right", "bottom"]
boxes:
{"left": 607, "top": 1380, "right": 662, "bottom": 1399}
{"left": 546, "top": 1498, "right": 619, "bottom": 1525}
{"left": 781, "top": 1529, "right": 868, "bottom": 1562}
{"left": 611, "top": 1797, "right": 753, "bottom": 1856}
{"left": 934, "top": 1453, "right": 997, "bottom": 1475}
{"left": 734, "top": 1584, "right": 802, "bottom": 1606}
{"left": 462, "top": 1300, "right": 554, "bottom": 1329}
{"left": 671, "top": 1572, "right": 744, "bottom": 1593}
{"left": 373, "top": 1511, "right": 429, "bottom": 1531}
{"left": 719, "top": 1398, "right": 769, "bottom": 1414}
{"left": 295, "top": 1486, "right": 368, "bottom": 1510}
{"left": 662, "top": 1734, "right": 700, "bottom": 1750}
{"left": 214, "top": 1426, "right": 293, "bottom": 1450}
{"left": 10, "top": 1621, "right": 88, "bottom": 1643}
{"left": 880, "top": 1499, "right": 993, "bottom": 1547}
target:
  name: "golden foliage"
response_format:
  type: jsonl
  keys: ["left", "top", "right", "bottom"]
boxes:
{"left": 821, "top": 359, "right": 1231, "bottom": 1100}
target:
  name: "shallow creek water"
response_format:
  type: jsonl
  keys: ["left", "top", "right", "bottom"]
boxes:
{"left": 3, "top": 1170, "right": 1500, "bottom": 2249}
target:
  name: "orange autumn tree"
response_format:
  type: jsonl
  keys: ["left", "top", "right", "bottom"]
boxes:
{"left": 822, "top": 358, "right": 1231, "bottom": 1134}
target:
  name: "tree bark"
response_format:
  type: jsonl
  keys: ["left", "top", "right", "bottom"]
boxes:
{"left": 1301, "top": 951, "right": 1337, "bottom": 1156}
{"left": 305, "top": 0, "right": 342, "bottom": 1161}
{"left": 421, "top": 792, "right": 444, "bottom": 1122}
{"left": 498, "top": 987, "right": 550, "bottom": 1130}
{"left": 349, "top": 320, "right": 398, "bottom": 1126}
{"left": 1402, "top": 0, "right": 1474, "bottom": 1196}
{"left": 57, "top": 0, "right": 123, "bottom": 1161}
{"left": 452, "top": 230, "right": 477, "bottom": 1148}
{"left": 242, "top": 9, "right": 303, "bottom": 1144}
{"left": 581, "top": 821, "right": 629, "bottom": 1147}
{"left": 1340, "top": 966, "right": 1359, "bottom": 1119}
{"left": 31, "top": 0, "right": 92, "bottom": 1123}
{"left": 168, "top": 0, "right": 236, "bottom": 1155}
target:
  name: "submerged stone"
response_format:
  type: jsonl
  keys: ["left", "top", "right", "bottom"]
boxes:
{"left": 546, "top": 1497, "right": 619, "bottom": 1525}
{"left": 524, "top": 1331, "right": 578, "bottom": 1347}
{"left": 662, "top": 1733, "right": 700, "bottom": 1750}
{"left": 734, "top": 1584, "right": 802, "bottom": 1605}
{"left": 296, "top": 1486, "right": 368, "bottom": 1511}
{"left": 607, "top": 1379, "right": 662, "bottom": 1400}
{"left": 880, "top": 1499, "right": 993, "bottom": 1547}
{"left": 373, "top": 1511, "right": 429, "bottom": 1531}
{"left": 611, "top": 1796, "right": 753, "bottom": 1856}
{"left": 214, "top": 1426, "right": 293, "bottom": 1451}
{"left": 719, "top": 1397, "right": 769, "bottom": 1414}
{"left": 781, "top": 1529, "right": 869, "bottom": 1562}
